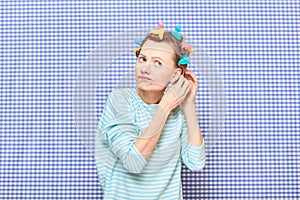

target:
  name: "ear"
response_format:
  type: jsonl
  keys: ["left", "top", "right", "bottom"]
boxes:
{"left": 175, "top": 68, "right": 182, "bottom": 74}
{"left": 177, "top": 64, "right": 188, "bottom": 70}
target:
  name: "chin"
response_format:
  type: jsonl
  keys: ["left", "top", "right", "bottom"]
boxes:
{"left": 137, "top": 83, "right": 165, "bottom": 92}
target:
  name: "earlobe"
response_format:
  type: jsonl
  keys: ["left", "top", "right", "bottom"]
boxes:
{"left": 175, "top": 68, "right": 182, "bottom": 74}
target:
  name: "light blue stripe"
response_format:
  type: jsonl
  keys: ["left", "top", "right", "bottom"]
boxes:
{"left": 95, "top": 88, "right": 205, "bottom": 199}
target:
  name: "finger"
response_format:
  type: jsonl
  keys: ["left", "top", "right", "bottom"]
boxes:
{"left": 169, "top": 75, "right": 186, "bottom": 100}
{"left": 184, "top": 73, "right": 193, "bottom": 81}
{"left": 185, "top": 71, "right": 198, "bottom": 88}
{"left": 188, "top": 79, "right": 196, "bottom": 88}
{"left": 167, "top": 74, "right": 182, "bottom": 98}
{"left": 183, "top": 78, "right": 192, "bottom": 95}
{"left": 178, "top": 77, "right": 191, "bottom": 98}
{"left": 187, "top": 71, "right": 197, "bottom": 83}
{"left": 170, "top": 70, "right": 181, "bottom": 84}
{"left": 172, "top": 74, "right": 184, "bottom": 89}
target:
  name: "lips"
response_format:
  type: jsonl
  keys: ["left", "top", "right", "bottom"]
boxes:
{"left": 137, "top": 75, "right": 152, "bottom": 81}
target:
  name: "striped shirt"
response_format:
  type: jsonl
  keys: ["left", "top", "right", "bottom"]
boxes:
{"left": 95, "top": 88, "right": 205, "bottom": 200}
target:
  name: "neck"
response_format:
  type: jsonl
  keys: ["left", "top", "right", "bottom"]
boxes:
{"left": 136, "top": 88, "right": 164, "bottom": 104}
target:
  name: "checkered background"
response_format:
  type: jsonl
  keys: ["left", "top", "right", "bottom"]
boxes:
{"left": 1, "top": 1, "right": 299, "bottom": 199}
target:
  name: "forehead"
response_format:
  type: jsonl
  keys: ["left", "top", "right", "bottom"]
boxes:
{"left": 141, "top": 40, "right": 176, "bottom": 56}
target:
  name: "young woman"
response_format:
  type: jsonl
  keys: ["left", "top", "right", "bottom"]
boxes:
{"left": 95, "top": 23, "right": 205, "bottom": 199}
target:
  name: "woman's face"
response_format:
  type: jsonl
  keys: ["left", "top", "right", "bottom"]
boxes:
{"left": 135, "top": 40, "right": 177, "bottom": 91}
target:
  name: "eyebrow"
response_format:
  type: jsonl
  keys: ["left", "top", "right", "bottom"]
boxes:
{"left": 139, "top": 53, "right": 166, "bottom": 63}
{"left": 153, "top": 56, "right": 166, "bottom": 63}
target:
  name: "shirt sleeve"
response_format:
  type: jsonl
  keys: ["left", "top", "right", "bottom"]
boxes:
{"left": 180, "top": 114, "right": 206, "bottom": 171}
{"left": 97, "top": 89, "right": 147, "bottom": 173}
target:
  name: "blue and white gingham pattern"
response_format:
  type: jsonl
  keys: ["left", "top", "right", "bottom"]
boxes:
{"left": 1, "top": 1, "right": 299, "bottom": 199}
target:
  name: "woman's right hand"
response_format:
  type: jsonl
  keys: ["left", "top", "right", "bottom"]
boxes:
{"left": 159, "top": 69, "right": 191, "bottom": 113}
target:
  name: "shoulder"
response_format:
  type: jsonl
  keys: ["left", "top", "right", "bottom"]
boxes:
{"left": 108, "top": 88, "right": 135, "bottom": 102}
{"left": 109, "top": 88, "right": 135, "bottom": 97}
{"left": 106, "top": 88, "right": 136, "bottom": 107}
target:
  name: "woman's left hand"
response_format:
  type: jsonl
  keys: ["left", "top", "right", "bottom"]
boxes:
{"left": 180, "top": 69, "right": 198, "bottom": 109}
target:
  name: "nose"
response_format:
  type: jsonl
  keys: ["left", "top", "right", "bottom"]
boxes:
{"left": 140, "top": 63, "right": 151, "bottom": 74}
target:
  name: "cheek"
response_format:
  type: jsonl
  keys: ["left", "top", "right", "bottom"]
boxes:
{"left": 164, "top": 70, "right": 174, "bottom": 80}
{"left": 154, "top": 68, "right": 174, "bottom": 83}
{"left": 135, "top": 63, "right": 140, "bottom": 72}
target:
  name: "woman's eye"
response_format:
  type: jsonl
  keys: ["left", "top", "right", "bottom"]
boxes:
{"left": 138, "top": 57, "right": 146, "bottom": 62}
{"left": 155, "top": 61, "right": 162, "bottom": 67}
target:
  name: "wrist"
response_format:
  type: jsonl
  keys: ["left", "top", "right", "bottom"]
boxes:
{"left": 181, "top": 102, "right": 196, "bottom": 113}
{"left": 158, "top": 101, "right": 172, "bottom": 115}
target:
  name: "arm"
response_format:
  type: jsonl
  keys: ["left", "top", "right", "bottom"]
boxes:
{"left": 134, "top": 105, "right": 170, "bottom": 160}
{"left": 98, "top": 90, "right": 148, "bottom": 173}
{"left": 181, "top": 70, "right": 204, "bottom": 146}
{"left": 100, "top": 71, "right": 191, "bottom": 173}
{"left": 181, "top": 104, "right": 203, "bottom": 146}
{"left": 135, "top": 71, "right": 190, "bottom": 160}
{"left": 180, "top": 107, "right": 206, "bottom": 171}
{"left": 99, "top": 77, "right": 188, "bottom": 173}
{"left": 180, "top": 70, "right": 206, "bottom": 171}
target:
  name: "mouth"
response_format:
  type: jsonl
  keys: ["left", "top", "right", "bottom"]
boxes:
{"left": 137, "top": 75, "right": 152, "bottom": 81}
